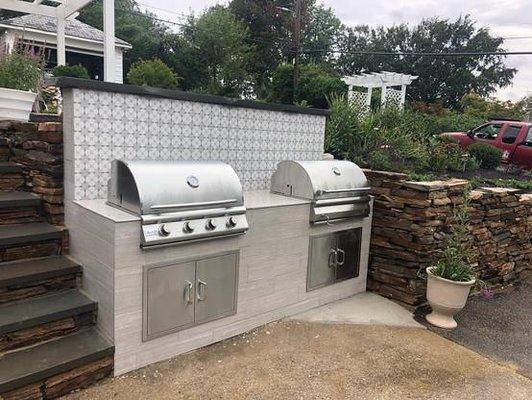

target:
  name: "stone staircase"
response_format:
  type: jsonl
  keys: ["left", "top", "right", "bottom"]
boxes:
{"left": 0, "top": 168, "right": 114, "bottom": 399}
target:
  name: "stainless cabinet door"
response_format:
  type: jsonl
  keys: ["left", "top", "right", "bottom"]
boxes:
{"left": 307, "top": 234, "right": 337, "bottom": 291}
{"left": 335, "top": 228, "right": 362, "bottom": 282}
{"left": 144, "top": 261, "right": 196, "bottom": 340}
{"left": 195, "top": 253, "right": 238, "bottom": 325}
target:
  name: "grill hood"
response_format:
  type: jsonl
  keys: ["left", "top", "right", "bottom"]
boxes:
{"left": 108, "top": 160, "right": 244, "bottom": 215}
{"left": 270, "top": 160, "right": 371, "bottom": 223}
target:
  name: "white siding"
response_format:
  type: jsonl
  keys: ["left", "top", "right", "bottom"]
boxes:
{"left": 114, "top": 48, "right": 124, "bottom": 84}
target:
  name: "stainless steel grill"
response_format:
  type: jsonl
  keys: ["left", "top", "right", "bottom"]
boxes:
{"left": 270, "top": 160, "right": 371, "bottom": 223}
{"left": 108, "top": 160, "right": 249, "bottom": 247}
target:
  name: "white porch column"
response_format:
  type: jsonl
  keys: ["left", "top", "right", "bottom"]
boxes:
{"left": 103, "top": 0, "right": 116, "bottom": 82}
{"left": 399, "top": 84, "right": 407, "bottom": 109}
{"left": 56, "top": 17, "right": 66, "bottom": 66}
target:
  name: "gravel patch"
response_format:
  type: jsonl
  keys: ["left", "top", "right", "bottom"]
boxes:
{"left": 417, "top": 284, "right": 531, "bottom": 378}
{"left": 63, "top": 322, "right": 531, "bottom": 400}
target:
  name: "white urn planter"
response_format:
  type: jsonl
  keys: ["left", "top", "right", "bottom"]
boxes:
{"left": 0, "top": 87, "right": 37, "bottom": 121}
{"left": 425, "top": 267, "right": 475, "bottom": 329}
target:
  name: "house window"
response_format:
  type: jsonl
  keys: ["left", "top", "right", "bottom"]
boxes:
{"left": 502, "top": 125, "right": 521, "bottom": 144}
{"left": 473, "top": 123, "right": 502, "bottom": 140}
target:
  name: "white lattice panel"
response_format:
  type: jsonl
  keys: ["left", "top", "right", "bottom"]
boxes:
{"left": 385, "top": 88, "right": 403, "bottom": 109}
{"left": 348, "top": 90, "right": 370, "bottom": 117}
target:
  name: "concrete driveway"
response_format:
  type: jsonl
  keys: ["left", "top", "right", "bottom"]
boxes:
{"left": 64, "top": 321, "right": 531, "bottom": 400}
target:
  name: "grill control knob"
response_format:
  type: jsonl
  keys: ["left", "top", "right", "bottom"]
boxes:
{"left": 182, "top": 221, "right": 195, "bottom": 233}
{"left": 159, "top": 224, "right": 171, "bottom": 236}
{"left": 206, "top": 219, "right": 217, "bottom": 230}
{"left": 226, "top": 216, "right": 238, "bottom": 228}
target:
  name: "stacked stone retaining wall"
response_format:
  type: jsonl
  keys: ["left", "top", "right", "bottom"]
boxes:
{"left": 365, "top": 170, "right": 531, "bottom": 309}
{"left": 0, "top": 120, "right": 64, "bottom": 224}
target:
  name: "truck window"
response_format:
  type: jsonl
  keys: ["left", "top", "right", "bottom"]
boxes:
{"left": 473, "top": 123, "right": 502, "bottom": 140}
{"left": 524, "top": 127, "right": 532, "bottom": 146}
{"left": 502, "top": 125, "right": 522, "bottom": 144}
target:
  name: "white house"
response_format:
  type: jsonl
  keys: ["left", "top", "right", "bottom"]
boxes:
{"left": 0, "top": 14, "right": 131, "bottom": 83}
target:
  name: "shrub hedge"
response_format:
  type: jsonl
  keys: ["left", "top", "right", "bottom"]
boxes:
{"left": 467, "top": 143, "right": 503, "bottom": 169}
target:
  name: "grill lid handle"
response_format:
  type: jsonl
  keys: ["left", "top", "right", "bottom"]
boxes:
{"left": 316, "top": 187, "right": 371, "bottom": 195}
{"left": 150, "top": 198, "right": 239, "bottom": 211}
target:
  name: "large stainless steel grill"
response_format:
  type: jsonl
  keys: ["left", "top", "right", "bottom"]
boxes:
{"left": 270, "top": 160, "right": 371, "bottom": 223}
{"left": 108, "top": 160, "right": 249, "bottom": 247}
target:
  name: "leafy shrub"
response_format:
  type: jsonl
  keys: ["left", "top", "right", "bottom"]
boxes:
{"left": 268, "top": 63, "right": 346, "bottom": 109}
{"left": 368, "top": 150, "right": 392, "bottom": 171}
{"left": 432, "top": 197, "right": 474, "bottom": 282}
{"left": 127, "top": 59, "right": 179, "bottom": 89}
{"left": 52, "top": 64, "right": 90, "bottom": 79}
{"left": 429, "top": 137, "right": 468, "bottom": 173}
{"left": 467, "top": 143, "right": 502, "bottom": 169}
{"left": 0, "top": 48, "right": 42, "bottom": 92}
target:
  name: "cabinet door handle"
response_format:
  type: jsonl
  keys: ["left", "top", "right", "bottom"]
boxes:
{"left": 328, "top": 249, "right": 338, "bottom": 268}
{"left": 184, "top": 281, "right": 193, "bottom": 304}
{"left": 197, "top": 280, "right": 207, "bottom": 301}
{"left": 336, "top": 248, "right": 345, "bottom": 266}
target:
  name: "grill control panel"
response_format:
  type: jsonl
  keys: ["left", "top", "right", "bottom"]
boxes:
{"left": 141, "top": 214, "right": 249, "bottom": 247}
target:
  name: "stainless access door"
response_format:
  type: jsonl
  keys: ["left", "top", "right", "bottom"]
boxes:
{"left": 308, "top": 234, "right": 337, "bottom": 290}
{"left": 335, "top": 228, "right": 362, "bottom": 282}
{"left": 195, "top": 252, "right": 238, "bottom": 325}
{"left": 144, "top": 261, "right": 196, "bottom": 341}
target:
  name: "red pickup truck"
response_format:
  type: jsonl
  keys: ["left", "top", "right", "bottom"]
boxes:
{"left": 442, "top": 119, "right": 532, "bottom": 170}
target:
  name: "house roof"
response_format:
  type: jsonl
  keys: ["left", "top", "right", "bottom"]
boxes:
{"left": 0, "top": 14, "right": 131, "bottom": 48}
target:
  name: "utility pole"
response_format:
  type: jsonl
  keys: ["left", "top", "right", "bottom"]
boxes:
{"left": 292, "top": 0, "right": 303, "bottom": 102}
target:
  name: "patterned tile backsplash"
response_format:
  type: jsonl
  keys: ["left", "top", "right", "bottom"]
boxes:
{"left": 67, "top": 88, "right": 326, "bottom": 200}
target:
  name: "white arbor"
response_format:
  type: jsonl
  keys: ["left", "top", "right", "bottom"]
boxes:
{"left": 0, "top": 0, "right": 116, "bottom": 82}
{"left": 342, "top": 71, "right": 418, "bottom": 115}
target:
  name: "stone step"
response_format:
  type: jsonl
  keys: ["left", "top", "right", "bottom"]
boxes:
{"left": 0, "top": 290, "right": 97, "bottom": 352}
{"left": 0, "top": 192, "right": 43, "bottom": 225}
{"left": 0, "top": 162, "right": 22, "bottom": 175}
{"left": 0, "top": 192, "right": 41, "bottom": 210}
{"left": 0, "top": 223, "right": 64, "bottom": 263}
{"left": 0, "top": 162, "right": 24, "bottom": 191}
{"left": 0, "top": 328, "right": 114, "bottom": 397}
{"left": 0, "top": 256, "right": 81, "bottom": 305}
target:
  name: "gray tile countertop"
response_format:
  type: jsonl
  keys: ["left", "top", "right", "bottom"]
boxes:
{"left": 74, "top": 191, "right": 309, "bottom": 222}
{"left": 243, "top": 190, "right": 310, "bottom": 210}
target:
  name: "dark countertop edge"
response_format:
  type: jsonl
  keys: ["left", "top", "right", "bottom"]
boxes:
{"left": 52, "top": 77, "right": 331, "bottom": 117}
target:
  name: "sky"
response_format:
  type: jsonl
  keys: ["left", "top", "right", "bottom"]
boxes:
{"left": 139, "top": 0, "right": 532, "bottom": 101}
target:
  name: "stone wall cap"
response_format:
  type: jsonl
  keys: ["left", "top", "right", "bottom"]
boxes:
{"left": 479, "top": 187, "right": 522, "bottom": 195}
{"left": 363, "top": 169, "right": 408, "bottom": 181}
{"left": 51, "top": 77, "right": 331, "bottom": 117}
{"left": 402, "top": 179, "right": 469, "bottom": 192}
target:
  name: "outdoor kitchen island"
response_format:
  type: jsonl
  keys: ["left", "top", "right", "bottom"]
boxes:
{"left": 58, "top": 78, "right": 372, "bottom": 375}
{"left": 67, "top": 189, "right": 372, "bottom": 375}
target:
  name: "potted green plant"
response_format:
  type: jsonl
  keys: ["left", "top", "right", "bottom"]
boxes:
{"left": 425, "top": 198, "right": 476, "bottom": 329}
{"left": 0, "top": 44, "right": 43, "bottom": 121}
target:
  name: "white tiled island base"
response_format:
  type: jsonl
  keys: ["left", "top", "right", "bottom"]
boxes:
{"left": 67, "top": 191, "right": 372, "bottom": 375}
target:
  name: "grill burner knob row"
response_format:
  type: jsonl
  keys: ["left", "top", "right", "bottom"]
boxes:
{"left": 226, "top": 217, "right": 238, "bottom": 228}
{"left": 206, "top": 219, "right": 217, "bottom": 230}
{"left": 159, "top": 224, "right": 171, "bottom": 236}
{"left": 183, "top": 221, "right": 195, "bottom": 233}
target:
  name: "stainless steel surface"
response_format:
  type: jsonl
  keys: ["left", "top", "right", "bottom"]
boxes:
{"left": 270, "top": 160, "right": 371, "bottom": 223}
{"left": 195, "top": 253, "right": 238, "bottom": 325}
{"left": 307, "top": 228, "right": 362, "bottom": 292}
{"left": 142, "top": 251, "right": 239, "bottom": 342}
{"left": 144, "top": 261, "right": 196, "bottom": 341}
{"left": 108, "top": 160, "right": 249, "bottom": 247}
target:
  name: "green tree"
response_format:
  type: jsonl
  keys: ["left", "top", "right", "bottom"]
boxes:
{"left": 183, "top": 6, "right": 254, "bottom": 97}
{"left": 460, "top": 93, "right": 525, "bottom": 120}
{"left": 229, "top": 0, "right": 294, "bottom": 98}
{"left": 301, "top": 2, "right": 345, "bottom": 67}
{"left": 337, "top": 16, "right": 516, "bottom": 109}
{"left": 267, "top": 63, "right": 346, "bottom": 108}
{"left": 127, "top": 58, "right": 179, "bottom": 89}
{"left": 78, "top": 0, "right": 168, "bottom": 76}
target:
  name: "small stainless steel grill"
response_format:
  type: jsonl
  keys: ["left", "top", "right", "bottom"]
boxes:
{"left": 108, "top": 160, "right": 249, "bottom": 247}
{"left": 270, "top": 160, "right": 371, "bottom": 223}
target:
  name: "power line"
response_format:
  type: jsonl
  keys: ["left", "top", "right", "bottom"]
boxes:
{"left": 118, "top": 7, "right": 532, "bottom": 58}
